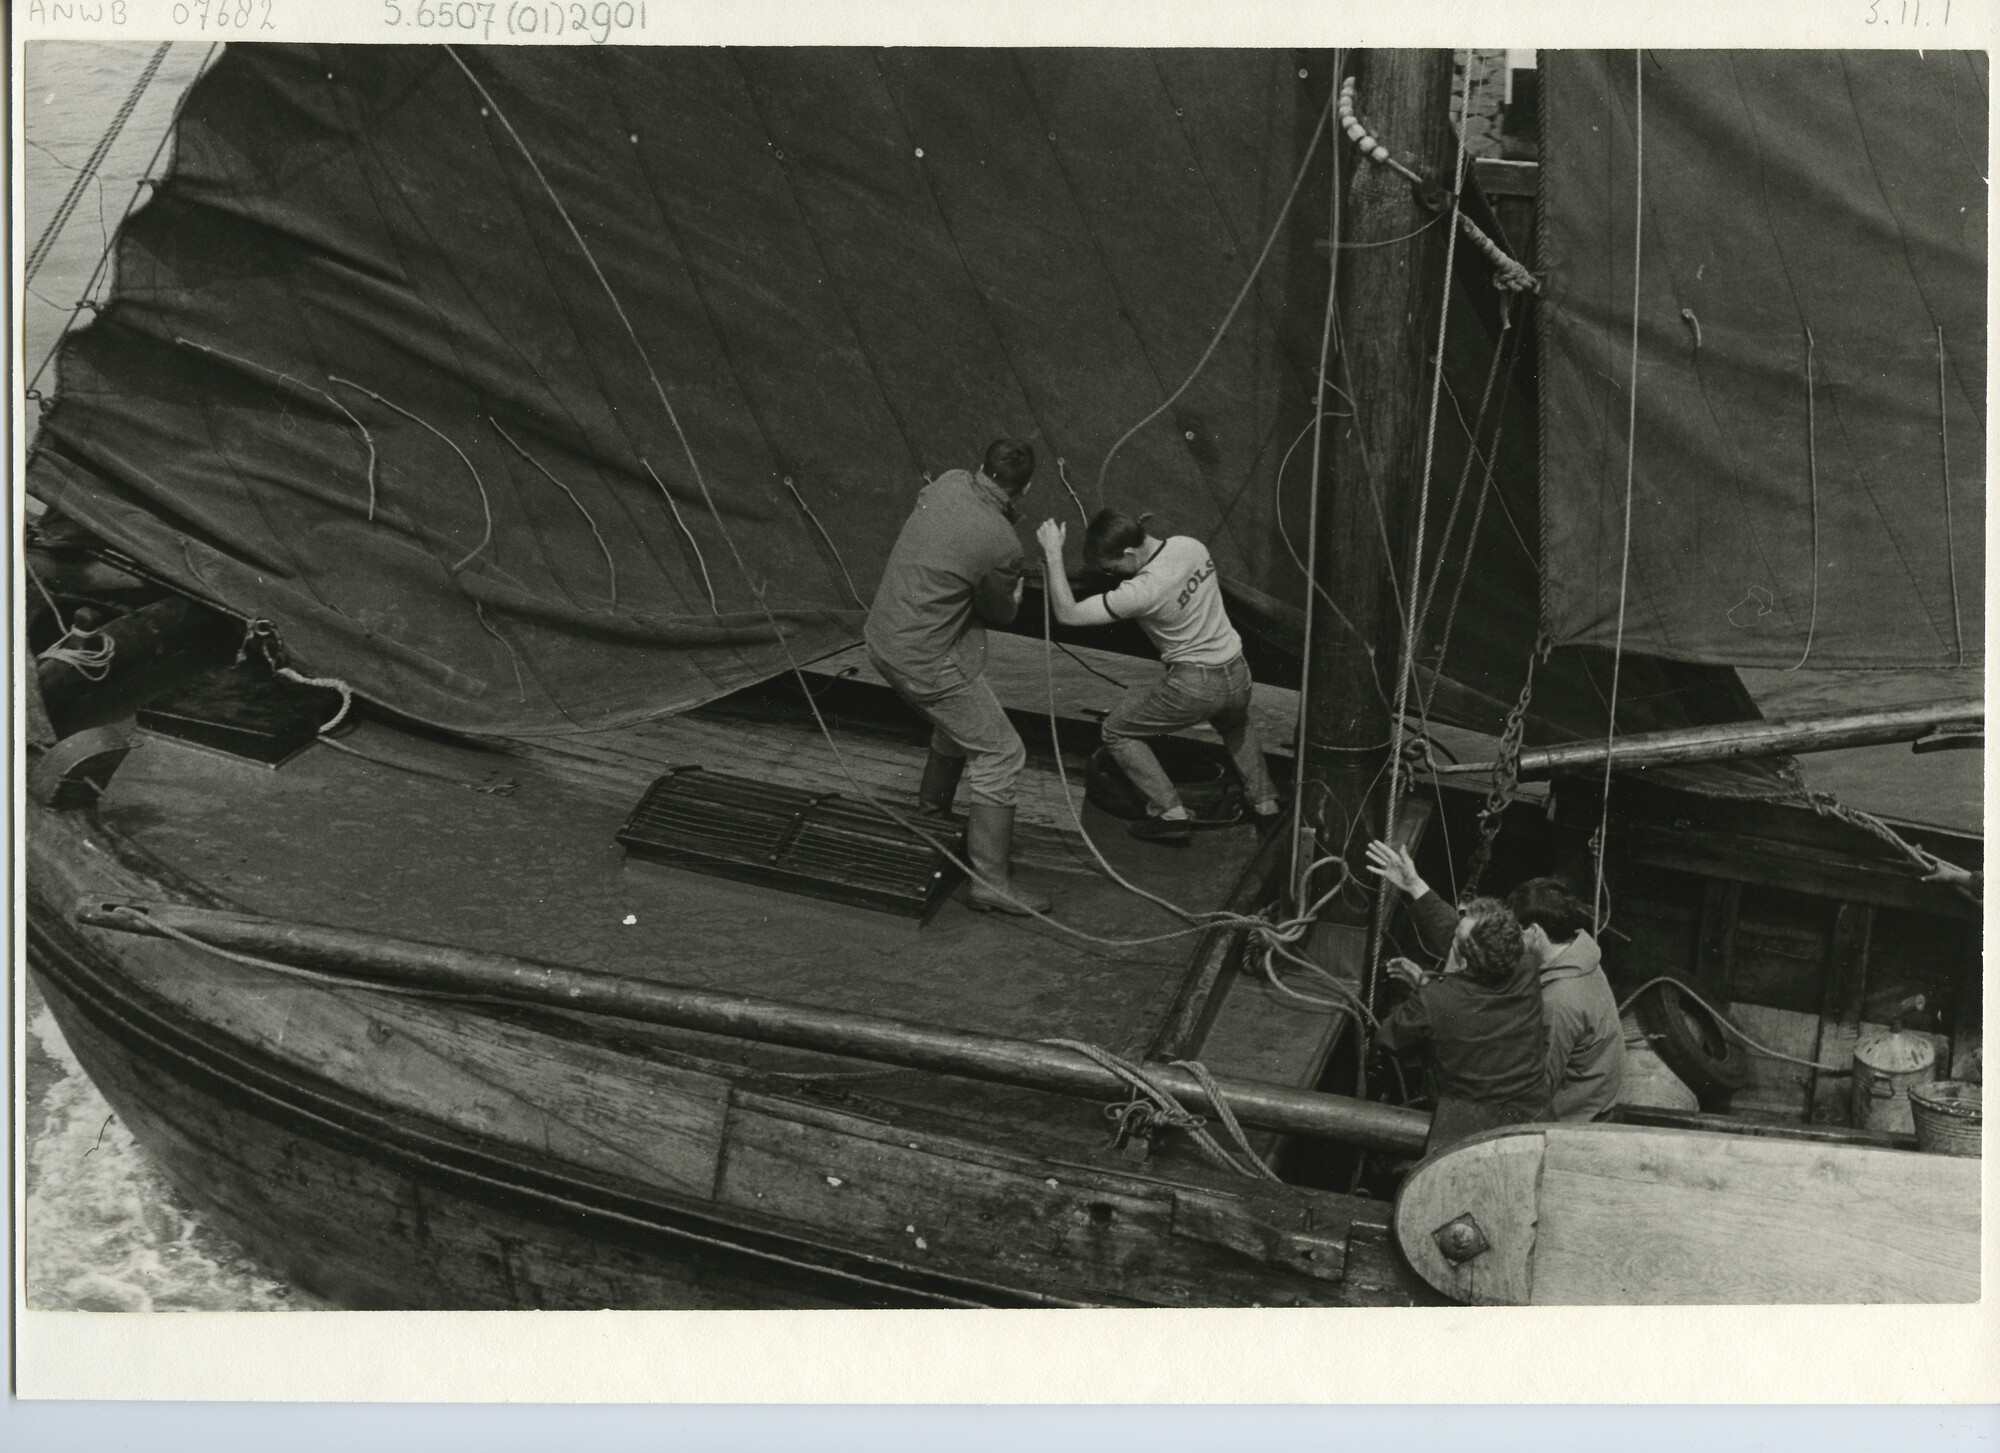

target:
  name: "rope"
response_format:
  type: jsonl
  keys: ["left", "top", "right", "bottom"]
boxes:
{"left": 1936, "top": 325, "right": 1965, "bottom": 665}
{"left": 490, "top": 418, "right": 618, "bottom": 607}
{"left": 1430, "top": 313, "right": 1528, "bottom": 682}
{"left": 640, "top": 459, "right": 719, "bottom": 613}
{"left": 1618, "top": 975, "right": 1852, "bottom": 1072}
{"left": 1041, "top": 1038, "right": 1280, "bottom": 1181}
{"left": 38, "top": 628, "right": 117, "bottom": 682}
{"left": 1095, "top": 94, "right": 1334, "bottom": 498}
{"left": 274, "top": 666, "right": 355, "bottom": 734}
{"left": 1594, "top": 51, "right": 1645, "bottom": 936}
{"left": 1456, "top": 213, "right": 1538, "bottom": 293}
{"left": 1167, "top": 1056, "right": 1282, "bottom": 1182}
{"left": 1416, "top": 300, "right": 1512, "bottom": 637}
{"left": 780, "top": 475, "right": 866, "bottom": 610}
{"left": 26, "top": 43, "right": 221, "bottom": 403}
{"left": 1800, "top": 791, "right": 1980, "bottom": 903}
{"left": 328, "top": 377, "right": 493, "bottom": 571}
{"left": 1786, "top": 326, "right": 1820, "bottom": 670}
{"left": 1291, "top": 50, "right": 1348, "bottom": 903}
{"left": 24, "top": 43, "right": 172, "bottom": 284}
{"left": 177, "top": 338, "right": 381, "bottom": 520}
{"left": 1055, "top": 457, "right": 1089, "bottom": 526}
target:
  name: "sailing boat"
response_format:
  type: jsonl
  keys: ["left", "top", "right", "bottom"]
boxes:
{"left": 22, "top": 44, "right": 1982, "bottom": 1308}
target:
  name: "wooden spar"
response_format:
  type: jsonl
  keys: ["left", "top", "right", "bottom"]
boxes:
{"left": 1301, "top": 49, "right": 1457, "bottom": 889}
{"left": 76, "top": 897, "right": 1433, "bottom": 1155}
{"left": 1429, "top": 698, "right": 1985, "bottom": 780}
{"left": 1297, "top": 50, "right": 1456, "bottom": 995}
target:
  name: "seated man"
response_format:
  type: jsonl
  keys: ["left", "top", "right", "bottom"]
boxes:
{"left": 1034, "top": 510, "right": 1280, "bottom": 844}
{"left": 1365, "top": 842, "right": 1551, "bottom": 1152}
{"left": 1507, "top": 877, "right": 1627, "bottom": 1120}
{"left": 864, "top": 438, "right": 1049, "bottom": 916}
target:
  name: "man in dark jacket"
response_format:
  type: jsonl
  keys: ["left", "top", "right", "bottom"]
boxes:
{"left": 1365, "top": 841, "right": 1551, "bottom": 1152}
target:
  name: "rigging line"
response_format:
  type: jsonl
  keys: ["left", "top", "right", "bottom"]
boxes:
{"left": 1416, "top": 307, "right": 1513, "bottom": 635}
{"left": 445, "top": 46, "right": 743, "bottom": 614}
{"left": 328, "top": 377, "right": 495, "bottom": 572}
{"left": 1785, "top": 326, "right": 1821, "bottom": 671}
{"left": 865, "top": 54, "right": 1068, "bottom": 497}
{"left": 1437, "top": 351, "right": 1536, "bottom": 568}
{"left": 1429, "top": 316, "right": 1529, "bottom": 687}
{"left": 1096, "top": 95, "right": 1334, "bottom": 500}
{"left": 471, "top": 600, "right": 529, "bottom": 704}
{"left": 1328, "top": 303, "right": 1408, "bottom": 631}
{"left": 1936, "top": 325, "right": 1965, "bottom": 666}
{"left": 1292, "top": 47, "right": 1347, "bottom": 905}
{"left": 641, "top": 459, "right": 719, "bottom": 614}
{"left": 489, "top": 418, "right": 619, "bottom": 608}
{"left": 25, "top": 41, "right": 222, "bottom": 402}
{"left": 1595, "top": 51, "right": 1645, "bottom": 937}
{"left": 780, "top": 475, "right": 867, "bottom": 610}
{"left": 1055, "top": 457, "right": 1090, "bottom": 526}
{"left": 1384, "top": 63, "right": 1473, "bottom": 856}
{"left": 1271, "top": 410, "right": 1391, "bottom": 709}
{"left": 1011, "top": 52, "right": 1171, "bottom": 403}
{"left": 24, "top": 41, "right": 172, "bottom": 283}
{"left": 175, "top": 338, "right": 381, "bottom": 520}
{"left": 596, "top": 54, "right": 855, "bottom": 616}
{"left": 729, "top": 53, "right": 932, "bottom": 487}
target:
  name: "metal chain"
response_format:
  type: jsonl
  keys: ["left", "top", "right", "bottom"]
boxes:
{"left": 1463, "top": 644, "right": 1541, "bottom": 895}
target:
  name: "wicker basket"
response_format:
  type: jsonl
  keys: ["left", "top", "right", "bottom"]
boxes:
{"left": 1908, "top": 1080, "right": 1982, "bottom": 1158}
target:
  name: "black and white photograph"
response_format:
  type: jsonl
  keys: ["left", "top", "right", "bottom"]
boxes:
{"left": 11, "top": 4, "right": 1992, "bottom": 1401}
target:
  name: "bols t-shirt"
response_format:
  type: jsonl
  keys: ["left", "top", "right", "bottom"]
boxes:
{"left": 1098, "top": 536, "right": 1242, "bottom": 667}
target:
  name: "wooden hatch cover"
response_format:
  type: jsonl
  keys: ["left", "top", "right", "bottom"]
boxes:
{"left": 617, "top": 767, "right": 962, "bottom": 920}
{"left": 1393, "top": 1123, "right": 1980, "bottom": 1305}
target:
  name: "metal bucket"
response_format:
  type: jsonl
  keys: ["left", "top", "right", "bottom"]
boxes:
{"left": 1909, "top": 1080, "right": 1982, "bottom": 1157}
{"left": 1850, "top": 1029, "right": 1937, "bottom": 1135}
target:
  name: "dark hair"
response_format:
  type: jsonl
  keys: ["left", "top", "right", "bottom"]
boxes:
{"left": 982, "top": 438, "right": 1036, "bottom": 492}
{"left": 1083, "top": 508, "right": 1148, "bottom": 568}
{"left": 1507, "top": 877, "right": 1587, "bottom": 943}
{"left": 1455, "top": 896, "right": 1526, "bottom": 987}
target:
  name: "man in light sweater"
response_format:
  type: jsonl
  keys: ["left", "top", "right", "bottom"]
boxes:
{"left": 1506, "top": 877, "right": 1627, "bottom": 1120}
{"left": 1036, "top": 510, "right": 1280, "bottom": 844}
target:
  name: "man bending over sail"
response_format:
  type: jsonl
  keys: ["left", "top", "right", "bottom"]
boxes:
{"left": 1035, "top": 510, "right": 1281, "bottom": 845}
{"left": 865, "top": 439, "right": 1050, "bottom": 916}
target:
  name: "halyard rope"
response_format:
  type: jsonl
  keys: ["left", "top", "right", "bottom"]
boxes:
{"left": 1594, "top": 51, "right": 1645, "bottom": 937}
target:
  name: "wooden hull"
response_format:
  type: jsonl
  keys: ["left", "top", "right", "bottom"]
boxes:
{"left": 1394, "top": 1123, "right": 1981, "bottom": 1306}
{"left": 27, "top": 788, "right": 1432, "bottom": 1311}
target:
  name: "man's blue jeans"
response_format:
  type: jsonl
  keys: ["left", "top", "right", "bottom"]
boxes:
{"left": 1100, "top": 655, "right": 1276, "bottom": 816}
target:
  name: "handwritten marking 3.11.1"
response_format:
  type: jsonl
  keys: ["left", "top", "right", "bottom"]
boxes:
{"left": 382, "top": 1, "right": 649, "bottom": 41}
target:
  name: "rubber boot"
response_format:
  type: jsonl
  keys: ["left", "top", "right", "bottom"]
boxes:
{"left": 916, "top": 749, "right": 967, "bottom": 821}
{"left": 964, "top": 803, "right": 1052, "bottom": 916}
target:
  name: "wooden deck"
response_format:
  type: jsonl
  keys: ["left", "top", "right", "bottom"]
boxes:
{"left": 84, "top": 635, "right": 1361, "bottom": 1175}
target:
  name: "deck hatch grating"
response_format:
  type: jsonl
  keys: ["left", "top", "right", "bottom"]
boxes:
{"left": 616, "top": 768, "right": 961, "bottom": 919}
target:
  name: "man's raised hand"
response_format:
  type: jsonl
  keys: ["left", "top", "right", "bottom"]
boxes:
{"left": 1035, "top": 519, "right": 1066, "bottom": 557}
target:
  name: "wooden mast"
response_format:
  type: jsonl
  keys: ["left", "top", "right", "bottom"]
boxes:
{"left": 1300, "top": 49, "right": 1459, "bottom": 977}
